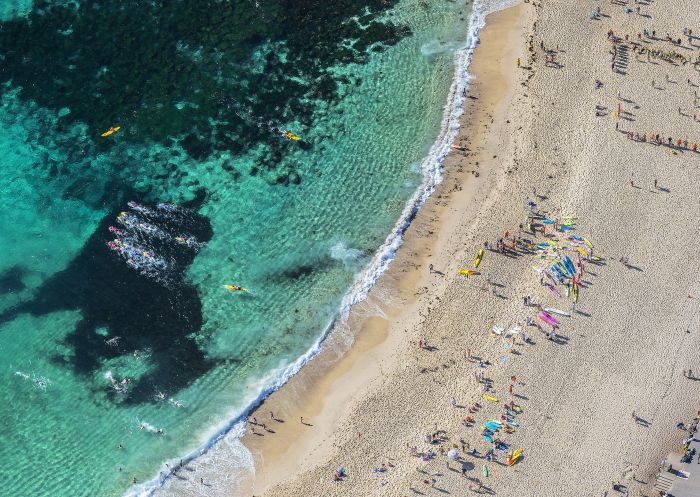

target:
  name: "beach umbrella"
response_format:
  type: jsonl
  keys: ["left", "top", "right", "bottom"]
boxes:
{"left": 447, "top": 449, "right": 459, "bottom": 460}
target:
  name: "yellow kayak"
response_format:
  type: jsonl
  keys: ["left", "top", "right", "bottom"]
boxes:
{"left": 483, "top": 394, "right": 498, "bottom": 402}
{"left": 224, "top": 285, "right": 248, "bottom": 293}
{"left": 458, "top": 269, "right": 476, "bottom": 275}
{"left": 285, "top": 132, "right": 301, "bottom": 141}
{"left": 584, "top": 238, "right": 593, "bottom": 248}
{"left": 474, "top": 249, "right": 484, "bottom": 268}
{"left": 101, "top": 126, "right": 120, "bottom": 137}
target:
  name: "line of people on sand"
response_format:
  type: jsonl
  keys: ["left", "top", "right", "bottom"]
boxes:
{"left": 624, "top": 131, "right": 700, "bottom": 152}
{"left": 607, "top": 30, "right": 700, "bottom": 68}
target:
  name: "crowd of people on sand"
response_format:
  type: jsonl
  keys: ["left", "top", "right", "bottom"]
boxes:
{"left": 676, "top": 413, "right": 700, "bottom": 463}
{"left": 607, "top": 27, "right": 700, "bottom": 73}
{"left": 601, "top": 15, "right": 700, "bottom": 156}
{"left": 335, "top": 198, "right": 602, "bottom": 493}
{"left": 653, "top": 412, "right": 700, "bottom": 496}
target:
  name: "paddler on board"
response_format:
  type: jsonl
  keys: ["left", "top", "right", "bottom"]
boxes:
{"left": 101, "top": 126, "right": 121, "bottom": 137}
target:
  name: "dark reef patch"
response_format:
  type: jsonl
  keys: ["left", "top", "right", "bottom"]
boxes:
{"left": 0, "top": 203, "right": 215, "bottom": 404}
{"left": 0, "top": 0, "right": 411, "bottom": 177}
{"left": 0, "top": 266, "right": 26, "bottom": 295}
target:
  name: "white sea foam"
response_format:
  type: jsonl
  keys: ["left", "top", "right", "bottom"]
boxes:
{"left": 136, "top": 0, "right": 518, "bottom": 495}
{"left": 330, "top": 241, "right": 364, "bottom": 271}
{"left": 336, "top": 0, "right": 518, "bottom": 321}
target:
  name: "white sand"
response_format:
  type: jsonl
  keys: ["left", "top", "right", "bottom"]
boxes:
{"left": 159, "top": 1, "right": 700, "bottom": 496}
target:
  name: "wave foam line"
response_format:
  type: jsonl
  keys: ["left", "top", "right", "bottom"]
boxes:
{"left": 337, "top": 0, "right": 518, "bottom": 318}
{"left": 129, "top": 1, "right": 518, "bottom": 495}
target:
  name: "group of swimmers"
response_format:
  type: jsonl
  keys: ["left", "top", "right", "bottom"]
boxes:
{"left": 106, "top": 201, "right": 204, "bottom": 282}
{"left": 14, "top": 371, "right": 49, "bottom": 391}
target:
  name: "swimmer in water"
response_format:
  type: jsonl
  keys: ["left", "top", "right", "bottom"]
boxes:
{"left": 33, "top": 376, "right": 48, "bottom": 390}
{"left": 157, "top": 202, "right": 177, "bottom": 212}
{"left": 127, "top": 201, "right": 153, "bottom": 215}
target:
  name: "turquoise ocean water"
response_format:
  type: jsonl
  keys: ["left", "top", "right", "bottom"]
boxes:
{"left": 0, "top": 0, "right": 508, "bottom": 495}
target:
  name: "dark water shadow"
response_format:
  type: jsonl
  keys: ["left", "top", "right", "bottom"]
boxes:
{"left": 0, "top": 202, "right": 215, "bottom": 404}
{"left": 0, "top": 266, "right": 27, "bottom": 295}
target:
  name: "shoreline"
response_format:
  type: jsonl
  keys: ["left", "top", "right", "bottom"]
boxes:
{"left": 156, "top": 0, "right": 700, "bottom": 494}
{"left": 151, "top": 2, "right": 523, "bottom": 497}
{"left": 251, "top": 0, "right": 700, "bottom": 492}
{"left": 243, "top": 4, "right": 527, "bottom": 495}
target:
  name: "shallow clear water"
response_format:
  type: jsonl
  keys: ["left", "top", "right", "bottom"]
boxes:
{"left": 0, "top": 0, "right": 471, "bottom": 495}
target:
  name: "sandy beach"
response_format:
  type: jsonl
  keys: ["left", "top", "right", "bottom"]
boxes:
{"left": 159, "top": 1, "right": 700, "bottom": 496}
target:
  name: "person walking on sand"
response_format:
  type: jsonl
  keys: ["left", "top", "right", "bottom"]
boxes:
{"left": 517, "top": 58, "right": 521, "bottom": 67}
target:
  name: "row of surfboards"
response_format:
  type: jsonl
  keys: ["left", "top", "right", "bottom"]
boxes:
{"left": 481, "top": 394, "right": 523, "bottom": 466}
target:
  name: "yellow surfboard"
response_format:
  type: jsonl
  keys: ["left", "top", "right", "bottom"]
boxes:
{"left": 458, "top": 269, "right": 476, "bottom": 275}
{"left": 285, "top": 132, "right": 301, "bottom": 141}
{"left": 576, "top": 247, "right": 587, "bottom": 257}
{"left": 508, "top": 448, "right": 523, "bottom": 466}
{"left": 572, "top": 282, "right": 578, "bottom": 303}
{"left": 474, "top": 249, "right": 484, "bottom": 269}
{"left": 483, "top": 394, "right": 498, "bottom": 402}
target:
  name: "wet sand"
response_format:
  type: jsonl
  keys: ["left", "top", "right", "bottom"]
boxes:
{"left": 160, "top": 1, "right": 700, "bottom": 495}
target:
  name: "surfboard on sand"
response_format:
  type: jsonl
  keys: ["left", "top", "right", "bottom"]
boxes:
{"left": 544, "top": 307, "right": 571, "bottom": 317}
{"left": 508, "top": 449, "right": 523, "bottom": 466}
{"left": 474, "top": 249, "right": 484, "bottom": 268}
{"left": 458, "top": 269, "right": 476, "bottom": 275}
